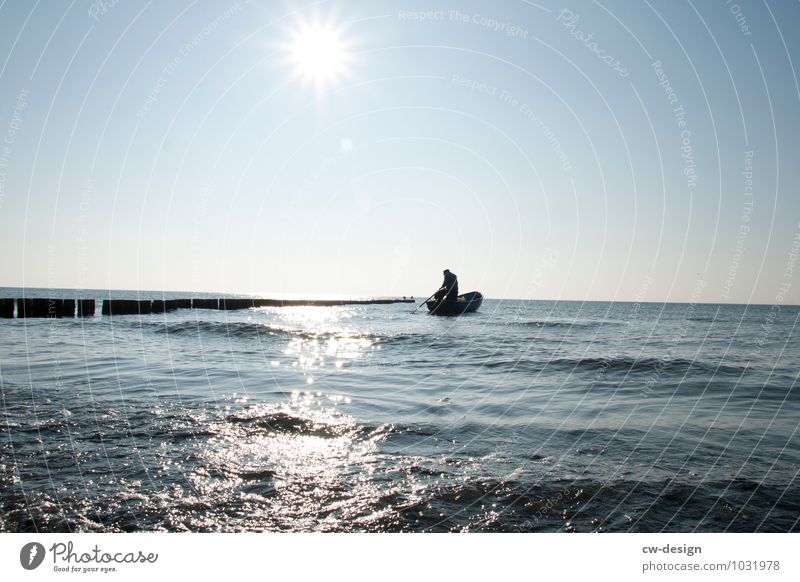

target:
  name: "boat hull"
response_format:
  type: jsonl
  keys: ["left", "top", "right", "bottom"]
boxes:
{"left": 426, "top": 291, "right": 483, "bottom": 316}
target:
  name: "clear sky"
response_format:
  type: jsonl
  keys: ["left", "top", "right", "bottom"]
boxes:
{"left": 1, "top": 0, "right": 799, "bottom": 303}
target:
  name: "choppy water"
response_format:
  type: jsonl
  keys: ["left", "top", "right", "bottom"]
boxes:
{"left": 1, "top": 288, "right": 798, "bottom": 532}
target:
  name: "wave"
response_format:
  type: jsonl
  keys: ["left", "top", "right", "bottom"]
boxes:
{"left": 149, "top": 320, "right": 375, "bottom": 341}
{"left": 225, "top": 410, "right": 357, "bottom": 438}
{"left": 222, "top": 412, "right": 442, "bottom": 442}
{"left": 432, "top": 355, "right": 749, "bottom": 377}
{"left": 403, "top": 476, "right": 799, "bottom": 532}
{"left": 378, "top": 332, "right": 442, "bottom": 347}
{"left": 235, "top": 469, "right": 277, "bottom": 481}
{"left": 508, "top": 320, "right": 622, "bottom": 329}
{"left": 543, "top": 356, "right": 748, "bottom": 376}
{"left": 3, "top": 406, "right": 797, "bottom": 533}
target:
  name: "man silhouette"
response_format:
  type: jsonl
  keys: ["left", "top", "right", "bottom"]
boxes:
{"left": 433, "top": 269, "right": 458, "bottom": 302}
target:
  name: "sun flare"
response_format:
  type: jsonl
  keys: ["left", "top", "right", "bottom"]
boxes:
{"left": 287, "top": 20, "right": 352, "bottom": 89}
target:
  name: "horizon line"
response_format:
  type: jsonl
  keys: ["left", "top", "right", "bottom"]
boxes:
{"left": 0, "top": 285, "right": 797, "bottom": 308}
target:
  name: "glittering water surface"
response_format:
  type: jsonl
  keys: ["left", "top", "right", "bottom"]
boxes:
{"left": 1, "top": 289, "right": 798, "bottom": 532}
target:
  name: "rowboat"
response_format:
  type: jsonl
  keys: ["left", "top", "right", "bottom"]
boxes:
{"left": 426, "top": 291, "right": 483, "bottom": 316}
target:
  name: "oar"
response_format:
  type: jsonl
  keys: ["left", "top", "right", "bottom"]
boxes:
{"left": 411, "top": 291, "right": 438, "bottom": 313}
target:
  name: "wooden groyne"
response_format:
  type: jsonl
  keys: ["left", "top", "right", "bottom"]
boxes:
{"left": 17, "top": 298, "right": 76, "bottom": 318}
{"left": 0, "top": 297, "right": 415, "bottom": 318}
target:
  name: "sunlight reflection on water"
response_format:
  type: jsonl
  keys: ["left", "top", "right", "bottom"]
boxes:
{"left": 258, "top": 306, "right": 378, "bottom": 381}
{"left": 194, "top": 391, "right": 393, "bottom": 531}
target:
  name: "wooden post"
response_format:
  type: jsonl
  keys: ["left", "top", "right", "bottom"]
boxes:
{"left": 46, "top": 298, "right": 62, "bottom": 317}
{"left": 220, "top": 298, "right": 254, "bottom": 310}
{"left": 0, "top": 298, "right": 14, "bottom": 318}
{"left": 103, "top": 299, "right": 151, "bottom": 315}
{"left": 151, "top": 300, "right": 179, "bottom": 313}
{"left": 18, "top": 298, "right": 52, "bottom": 318}
{"left": 61, "top": 299, "right": 76, "bottom": 318}
{"left": 77, "top": 299, "right": 95, "bottom": 317}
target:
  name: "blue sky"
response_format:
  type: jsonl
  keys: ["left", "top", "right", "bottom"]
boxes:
{"left": 1, "top": 0, "right": 798, "bottom": 303}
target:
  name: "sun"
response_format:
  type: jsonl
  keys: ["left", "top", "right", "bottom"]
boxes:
{"left": 286, "top": 20, "right": 352, "bottom": 90}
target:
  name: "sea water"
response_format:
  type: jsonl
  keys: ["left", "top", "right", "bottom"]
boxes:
{"left": 1, "top": 288, "right": 798, "bottom": 532}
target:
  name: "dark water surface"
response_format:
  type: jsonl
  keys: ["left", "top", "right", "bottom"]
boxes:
{"left": 1, "top": 288, "right": 798, "bottom": 532}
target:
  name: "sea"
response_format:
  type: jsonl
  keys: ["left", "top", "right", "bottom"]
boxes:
{"left": 1, "top": 287, "right": 798, "bottom": 533}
